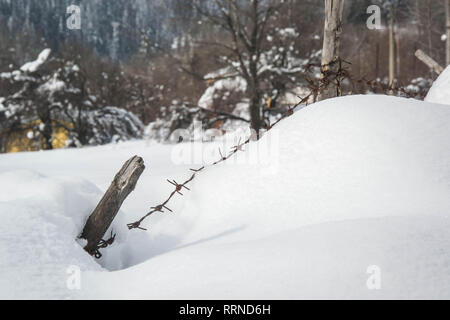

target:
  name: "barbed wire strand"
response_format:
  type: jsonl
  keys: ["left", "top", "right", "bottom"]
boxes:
{"left": 95, "top": 58, "right": 428, "bottom": 257}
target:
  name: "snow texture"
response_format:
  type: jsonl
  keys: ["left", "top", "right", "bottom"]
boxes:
{"left": 1, "top": 95, "right": 450, "bottom": 299}
{"left": 425, "top": 65, "right": 450, "bottom": 105}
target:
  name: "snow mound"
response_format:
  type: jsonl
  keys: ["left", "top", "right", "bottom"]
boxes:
{"left": 107, "top": 94, "right": 450, "bottom": 299}
{"left": 1, "top": 95, "right": 450, "bottom": 299}
{"left": 88, "top": 95, "right": 450, "bottom": 299}
{"left": 179, "top": 95, "right": 450, "bottom": 243}
{"left": 425, "top": 65, "right": 450, "bottom": 105}
{"left": 0, "top": 170, "right": 111, "bottom": 299}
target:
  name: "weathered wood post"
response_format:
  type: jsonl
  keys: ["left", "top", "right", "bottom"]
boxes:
{"left": 388, "top": 3, "right": 395, "bottom": 93}
{"left": 318, "top": 0, "right": 345, "bottom": 101}
{"left": 80, "top": 155, "right": 145, "bottom": 255}
{"left": 445, "top": 0, "right": 450, "bottom": 66}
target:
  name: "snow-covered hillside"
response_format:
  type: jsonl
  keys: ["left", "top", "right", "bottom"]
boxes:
{"left": 425, "top": 65, "right": 450, "bottom": 105}
{"left": 1, "top": 95, "right": 450, "bottom": 299}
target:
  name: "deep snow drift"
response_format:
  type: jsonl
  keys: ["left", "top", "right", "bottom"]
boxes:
{"left": 425, "top": 65, "right": 450, "bottom": 105}
{"left": 1, "top": 95, "right": 450, "bottom": 299}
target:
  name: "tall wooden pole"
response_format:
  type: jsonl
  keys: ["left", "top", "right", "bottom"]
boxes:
{"left": 445, "top": 0, "right": 450, "bottom": 66}
{"left": 388, "top": 4, "right": 395, "bottom": 92}
{"left": 318, "top": 0, "right": 345, "bottom": 101}
{"left": 395, "top": 28, "right": 401, "bottom": 78}
{"left": 375, "top": 41, "right": 380, "bottom": 79}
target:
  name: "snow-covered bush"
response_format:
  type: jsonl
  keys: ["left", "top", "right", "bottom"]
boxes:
{"left": 356, "top": 76, "right": 432, "bottom": 100}
{"left": 196, "top": 26, "right": 321, "bottom": 132}
{"left": 145, "top": 102, "right": 207, "bottom": 143}
{"left": 199, "top": 72, "right": 247, "bottom": 112}
{"left": 0, "top": 49, "right": 143, "bottom": 152}
{"left": 405, "top": 77, "right": 434, "bottom": 100}
{"left": 145, "top": 38, "right": 320, "bottom": 144}
{"left": 80, "top": 106, "right": 144, "bottom": 146}
{"left": 144, "top": 100, "right": 250, "bottom": 143}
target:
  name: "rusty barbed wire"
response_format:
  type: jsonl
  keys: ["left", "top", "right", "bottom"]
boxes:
{"left": 121, "top": 57, "right": 427, "bottom": 240}
{"left": 124, "top": 59, "right": 341, "bottom": 232}
{"left": 127, "top": 173, "right": 196, "bottom": 230}
{"left": 92, "top": 230, "right": 116, "bottom": 259}
{"left": 126, "top": 80, "right": 316, "bottom": 232}
{"left": 76, "top": 56, "right": 431, "bottom": 259}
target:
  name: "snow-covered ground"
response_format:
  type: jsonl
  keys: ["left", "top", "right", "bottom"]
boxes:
{"left": 425, "top": 65, "right": 450, "bottom": 105}
{"left": 1, "top": 95, "right": 450, "bottom": 299}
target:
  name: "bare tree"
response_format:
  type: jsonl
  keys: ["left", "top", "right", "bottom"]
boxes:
{"left": 318, "top": 0, "right": 345, "bottom": 101}
{"left": 190, "top": 0, "right": 282, "bottom": 135}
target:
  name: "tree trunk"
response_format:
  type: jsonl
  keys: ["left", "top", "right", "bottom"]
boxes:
{"left": 249, "top": 85, "right": 261, "bottom": 136}
{"left": 375, "top": 41, "right": 380, "bottom": 79}
{"left": 427, "top": 0, "right": 433, "bottom": 60}
{"left": 80, "top": 156, "right": 145, "bottom": 255}
{"left": 318, "top": 0, "right": 345, "bottom": 101}
{"left": 41, "top": 119, "right": 54, "bottom": 150}
{"left": 388, "top": 5, "right": 395, "bottom": 93}
{"left": 395, "top": 29, "right": 401, "bottom": 78}
{"left": 248, "top": 53, "right": 262, "bottom": 135}
{"left": 446, "top": 0, "right": 450, "bottom": 66}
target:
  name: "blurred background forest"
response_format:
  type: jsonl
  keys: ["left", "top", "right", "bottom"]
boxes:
{"left": 0, "top": 0, "right": 448, "bottom": 153}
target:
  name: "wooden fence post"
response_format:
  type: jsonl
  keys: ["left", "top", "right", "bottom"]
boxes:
{"left": 415, "top": 49, "right": 444, "bottom": 75}
{"left": 80, "top": 155, "right": 145, "bottom": 255}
